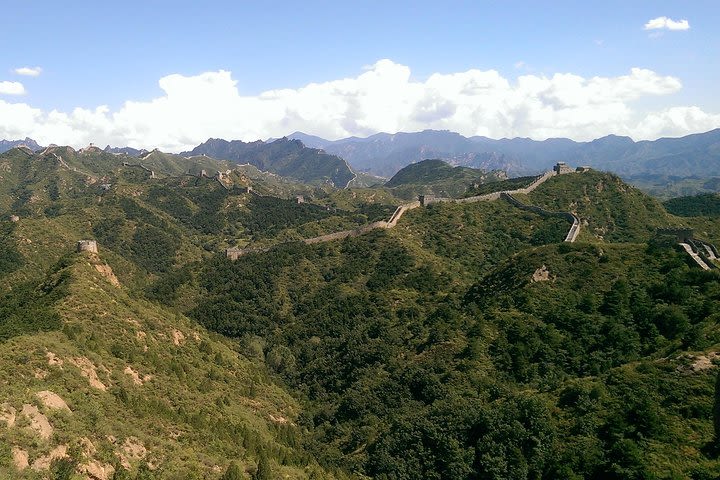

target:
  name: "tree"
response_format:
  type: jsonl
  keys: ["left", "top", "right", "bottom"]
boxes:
{"left": 50, "top": 456, "right": 76, "bottom": 480}
{"left": 714, "top": 369, "right": 720, "bottom": 448}
{"left": 253, "top": 454, "right": 272, "bottom": 480}
{"left": 221, "top": 462, "right": 244, "bottom": 480}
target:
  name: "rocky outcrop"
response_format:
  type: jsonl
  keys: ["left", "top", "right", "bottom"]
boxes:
{"left": 36, "top": 391, "right": 71, "bottom": 412}
{"left": 21, "top": 404, "right": 53, "bottom": 439}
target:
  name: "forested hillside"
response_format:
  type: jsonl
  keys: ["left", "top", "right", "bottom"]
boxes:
{"left": 183, "top": 138, "right": 356, "bottom": 188}
{"left": 385, "top": 159, "right": 507, "bottom": 199}
{"left": 665, "top": 194, "right": 720, "bottom": 218}
{"left": 1, "top": 146, "right": 719, "bottom": 479}
{"left": 161, "top": 219, "right": 720, "bottom": 479}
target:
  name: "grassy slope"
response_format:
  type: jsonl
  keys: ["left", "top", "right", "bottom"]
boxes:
{"left": 385, "top": 159, "right": 506, "bottom": 199}
{"left": 134, "top": 151, "right": 233, "bottom": 177}
{"left": 0, "top": 253, "right": 331, "bottom": 479}
{"left": 387, "top": 199, "right": 572, "bottom": 283}
{"left": 181, "top": 220, "right": 720, "bottom": 478}
{"left": 521, "top": 171, "right": 681, "bottom": 242}
{"left": 173, "top": 172, "right": 720, "bottom": 478}
{"left": 664, "top": 193, "right": 720, "bottom": 218}
{"left": 0, "top": 147, "right": 403, "bottom": 292}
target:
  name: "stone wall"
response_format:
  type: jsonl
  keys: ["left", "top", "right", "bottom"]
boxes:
{"left": 420, "top": 170, "right": 555, "bottom": 207}
{"left": 454, "top": 192, "right": 502, "bottom": 203}
{"left": 501, "top": 193, "right": 581, "bottom": 243}
{"left": 122, "top": 162, "right": 156, "bottom": 178}
{"left": 226, "top": 246, "right": 270, "bottom": 260}
{"left": 13, "top": 146, "right": 33, "bottom": 156}
{"left": 655, "top": 227, "right": 694, "bottom": 243}
{"left": 553, "top": 162, "right": 574, "bottom": 175}
{"left": 387, "top": 201, "right": 420, "bottom": 227}
{"left": 226, "top": 168, "right": 583, "bottom": 260}
{"left": 303, "top": 221, "right": 390, "bottom": 245}
{"left": 680, "top": 243, "right": 711, "bottom": 270}
{"left": 77, "top": 240, "right": 98, "bottom": 254}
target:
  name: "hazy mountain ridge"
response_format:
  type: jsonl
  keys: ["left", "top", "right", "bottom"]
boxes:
{"left": 284, "top": 128, "right": 720, "bottom": 180}
{"left": 182, "top": 137, "right": 356, "bottom": 188}
{"left": 6, "top": 127, "right": 720, "bottom": 191}
{"left": 104, "top": 145, "right": 149, "bottom": 157}
{"left": 0, "top": 138, "right": 43, "bottom": 153}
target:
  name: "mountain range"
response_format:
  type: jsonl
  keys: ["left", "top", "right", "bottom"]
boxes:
{"left": 4, "top": 127, "right": 720, "bottom": 193}
{"left": 0, "top": 137, "right": 42, "bottom": 153}
{"left": 282, "top": 128, "right": 720, "bottom": 179}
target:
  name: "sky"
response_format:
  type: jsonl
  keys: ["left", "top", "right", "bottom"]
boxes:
{"left": 1, "top": 0, "right": 719, "bottom": 151}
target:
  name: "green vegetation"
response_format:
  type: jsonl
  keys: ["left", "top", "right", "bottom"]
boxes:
{"left": 665, "top": 193, "right": 720, "bottom": 217}
{"left": 524, "top": 171, "right": 679, "bottom": 242}
{"left": 0, "top": 223, "right": 23, "bottom": 277}
{"left": 0, "top": 255, "right": 332, "bottom": 479}
{"left": 0, "top": 273, "right": 65, "bottom": 341}
{"left": 185, "top": 137, "right": 356, "bottom": 188}
{"left": 181, "top": 235, "right": 720, "bottom": 479}
{"left": 385, "top": 159, "right": 507, "bottom": 198}
{"left": 628, "top": 174, "right": 720, "bottom": 200}
{"left": 1, "top": 146, "right": 720, "bottom": 479}
{"left": 465, "top": 175, "right": 536, "bottom": 196}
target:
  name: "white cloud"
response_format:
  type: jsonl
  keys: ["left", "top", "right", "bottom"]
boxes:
{"left": 634, "top": 106, "right": 720, "bottom": 139}
{"left": 0, "top": 81, "right": 25, "bottom": 95}
{"left": 14, "top": 66, "right": 42, "bottom": 77}
{"left": 0, "top": 60, "right": 717, "bottom": 149}
{"left": 644, "top": 16, "right": 690, "bottom": 31}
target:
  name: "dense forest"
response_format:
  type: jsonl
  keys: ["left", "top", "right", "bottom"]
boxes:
{"left": 665, "top": 193, "right": 720, "bottom": 218}
{"left": 166, "top": 235, "right": 720, "bottom": 479}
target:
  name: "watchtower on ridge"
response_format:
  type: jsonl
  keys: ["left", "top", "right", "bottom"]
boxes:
{"left": 553, "top": 162, "right": 574, "bottom": 175}
{"left": 77, "top": 240, "right": 98, "bottom": 253}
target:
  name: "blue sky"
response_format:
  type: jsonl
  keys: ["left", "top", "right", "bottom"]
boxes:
{"left": 1, "top": 0, "right": 718, "bottom": 149}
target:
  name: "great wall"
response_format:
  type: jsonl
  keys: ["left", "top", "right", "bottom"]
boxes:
{"left": 227, "top": 166, "right": 582, "bottom": 260}
{"left": 225, "top": 164, "right": 716, "bottom": 269}
{"left": 5, "top": 146, "right": 715, "bottom": 270}
{"left": 655, "top": 227, "right": 719, "bottom": 271}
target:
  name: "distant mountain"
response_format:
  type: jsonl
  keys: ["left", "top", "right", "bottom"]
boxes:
{"left": 0, "top": 137, "right": 42, "bottom": 153}
{"left": 385, "top": 159, "right": 507, "bottom": 198}
{"left": 280, "top": 131, "right": 331, "bottom": 149}
{"left": 183, "top": 137, "right": 355, "bottom": 188}
{"left": 385, "top": 159, "right": 467, "bottom": 187}
{"left": 324, "top": 130, "right": 520, "bottom": 177}
{"left": 104, "top": 145, "right": 149, "bottom": 157}
{"left": 283, "top": 128, "right": 720, "bottom": 180}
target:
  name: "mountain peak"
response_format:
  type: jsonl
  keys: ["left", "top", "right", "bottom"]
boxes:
{"left": 0, "top": 137, "right": 43, "bottom": 154}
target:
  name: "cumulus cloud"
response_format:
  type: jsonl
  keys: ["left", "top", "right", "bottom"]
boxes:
{"left": 634, "top": 106, "right": 720, "bottom": 138}
{"left": 644, "top": 16, "right": 690, "bottom": 31}
{"left": 0, "top": 60, "right": 717, "bottom": 150}
{"left": 0, "top": 81, "right": 25, "bottom": 95}
{"left": 14, "top": 66, "right": 42, "bottom": 77}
